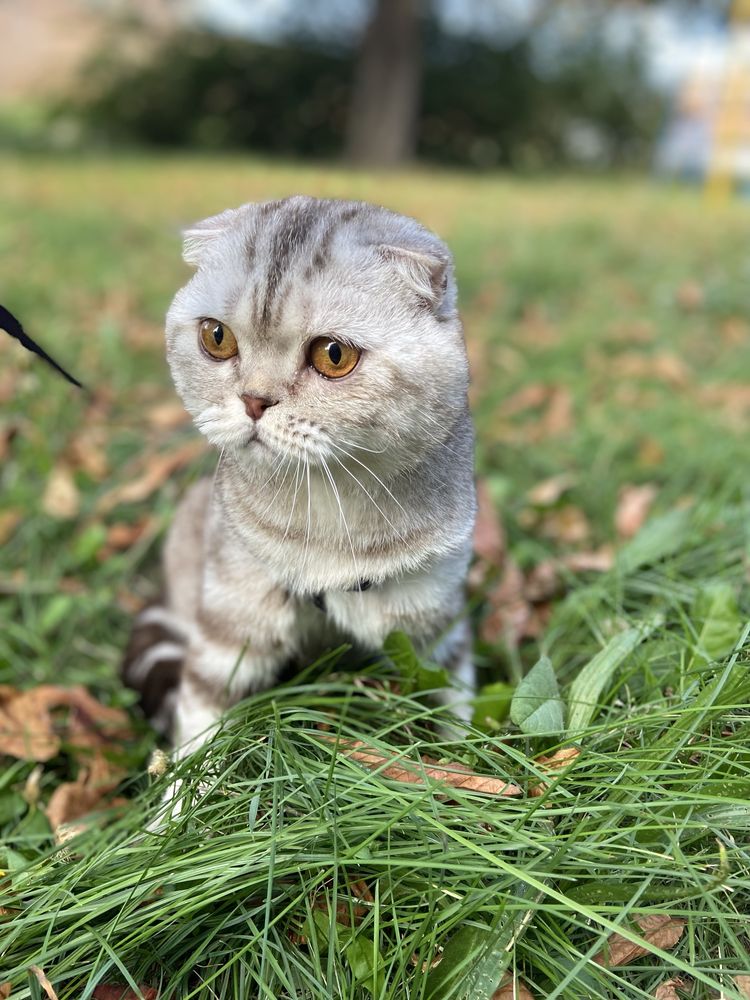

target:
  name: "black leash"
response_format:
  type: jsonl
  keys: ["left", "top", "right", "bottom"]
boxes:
{"left": 0, "top": 304, "right": 85, "bottom": 390}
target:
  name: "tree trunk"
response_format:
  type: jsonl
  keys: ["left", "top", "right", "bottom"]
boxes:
{"left": 345, "top": 0, "right": 423, "bottom": 167}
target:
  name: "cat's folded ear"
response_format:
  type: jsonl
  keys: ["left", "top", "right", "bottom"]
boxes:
{"left": 377, "top": 244, "right": 455, "bottom": 317}
{"left": 182, "top": 207, "right": 244, "bottom": 267}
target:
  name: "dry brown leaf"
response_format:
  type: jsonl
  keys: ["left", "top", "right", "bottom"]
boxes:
{"left": 615, "top": 483, "right": 658, "bottom": 540}
{"left": 101, "top": 516, "right": 158, "bottom": 556}
{"left": 312, "top": 896, "right": 370, "bottom": 928}
{"left": 92, "top": 986, "right": 159, "bottom": 1000}
{"left": 523, "top": 549, "right": 613, "bottom": 604}
{"left": 675, "top": 280, "right": 704, "bottom": 311}
{"left": 529, "top": 746, "right": 581, "bottom": 798}
{"left": 324, "top": 737, "right": 522, "bottom": 797}
{"left": 492, "top": 975, "right": 535, "bottom": 1000}
{"left": 29, "top": 967, "right": 59, "bottom": 1000}
{"left": 611, "top": 351, "right": 691, "bottom": 388}
{"left": 46, "top": 754, "right": 125, "bottom": 831}
{"left": 0, "top": 983, "right": 11, "bottom": 999}
{"left": 536, "top": 747, "right": 581, "bottom": 770}
{"left": 96, "top": 440, "right": 205, "bottom": 513}
{"left": 500, "top": 383, "right": 549, "bottom": 417}
{"left": 562, "top": 548, "right": 614, "bottom": 573}
{"left": 473, "top": 480, "right": 506, "bottom": 567}
{"left": 42, "top": 463, "right": 80, "bottom": 519}
{"left": 735, "top": 976, "right": 750, "bottom": 999}
{"left": 0, "top": 421, "right": 19, "bottom": 462}
{"left": 0, "top": 685, "right": 131, "bottom": 762}
{"left": 527, "top": 473, "right": 575, "bottom": 507}
{"left": 653, "top": 977, "right": 689, "bottom": 999}
{"left": 637, "top": 437, "right": 666, "bottom": 468}
{"left": 481, "top": 556, "right": 535, "bottom": 648}
{"left": 593, "top": 914, "right": 685, "bottom": 968}
{"left": 0, "top": 509, "right": 22, "bottom": 546}
{"left": 539, "top": 505, "right": 590, "bottom": 544}
{"left": 540, "top": 386, "right": 573, "bottom": 437}
{"left": 67, "top": 426, "right": 109, "bottom": 480}
{"left": 147, "top": 401, "right": 190, "bottom": 431}
{"left": 349, "top": 879, "right": 375, "bottom": 903}
{"left": 699, "top": 382, "right": 750, "bottom": 429}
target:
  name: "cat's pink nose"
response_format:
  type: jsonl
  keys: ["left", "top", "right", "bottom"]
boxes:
{"left": 241, "top": 393, "right": 278, "bottom": 421}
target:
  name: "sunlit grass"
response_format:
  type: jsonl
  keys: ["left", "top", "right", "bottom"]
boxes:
{"left": 1, "top": 153, "right": 750, "bottom": 997}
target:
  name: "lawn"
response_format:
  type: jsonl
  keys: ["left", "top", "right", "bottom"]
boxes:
{"left": 1, "top": 153, "right": 750, "bottom": 999}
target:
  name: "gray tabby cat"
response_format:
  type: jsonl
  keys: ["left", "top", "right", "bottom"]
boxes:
{"left": 123, "top": 196, "right": 477, "bottom": 758}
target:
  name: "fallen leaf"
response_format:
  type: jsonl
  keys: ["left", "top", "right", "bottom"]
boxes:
{"left": 699, "top": 382, "right": 750, "bottom": 428}
{"left": 500, "top": 383, "right": 549, "bottom": 417}
{"left": 527, "top": 473, "right": 575, "bottom": 507}
{"left": 540, "top": 386, "right": 573, "bottom": 437}
{"left": 92, "top": 986, "right": 159, "bottom": 1000}
{"left": 653, "top": 977, "right": 689, "bottom": 999}
{"left": 322, "top": 736, "right": 522, "bottom": 797}
{"left": 29, "top": 967, "right": 58, "bottom": 1000}
{"left": 675, "top": 280, "right": 704, "bottom": 311}
{"left": 42, "top": 463, "right": 80, "bottom": 519}
{"left": 616, "top": 484, "right": 658, "bottom": 540}
{"left": 67, "top": 426, "right": 109, "bottom": 480}
{"left": 46, "top": 754, "right": 125, "bottom": 831}
{"left": 593, "top": 914, "right": 685, "bottom": 967}
{"left": 147, "top": 401, "right": 190, "bottom": 431}
{"left": 720, "top": 317, "right": 748, "bottom": 345}
{"left": 0, "top": 421, "right": 19, "bottom": 462}
{"left": 735, "top": 976, "right": 750, "bottom": 999}
{"left": 0, "top": 685, "right": 130, "bottom": 762}
{"left": 611, "top": 351, "right": 691, "bottom": 388}
{"left": 562, "top": 548, "right": 614, "bottom": 573}
{"left": 349, "top": 879, "right": 375, "bottom": 903}
{"left": 539, "top": 505, "right": 590, "bottom": 544}
{"left": 482, "top": 556, "right": 535, "bottom": 648}
{"left": 530, "top": 746, "right": 581, "bottom": 797}
{"left": 492, "top": 976, "right": 535, "bottom": 1000}
{"left": 0, "top": 983, "right": 10, "bottom": 999}
{"left": 0, "top": 510, "right": 22, "bottom": 546}
{"left": 100, "top": 516, "right": 158, "bottom": 556}
{"left": 473, "top": 480, "right": 506, "bottom": 567}
{"left": 523, "top": 549, "right": 613, "bottom": 603}
{"left": 536, "top": 747, "right": 581, "bottom": 769}
{"left": 637, "top": 437, "right": 666, "bottom": 467}
{"left": 312, "top": 895, "right": 370, "bottom": 928}
{"left": 96, "top": 440, "right": 205, "bottom": 513}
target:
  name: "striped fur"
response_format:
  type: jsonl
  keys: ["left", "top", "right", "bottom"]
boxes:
{"left": 127, "top": 196, "right": 476, "bottom": 761}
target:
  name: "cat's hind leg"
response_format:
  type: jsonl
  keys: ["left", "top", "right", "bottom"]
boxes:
{"left": 121, "top": 602, "right": 188, "bottom": 735}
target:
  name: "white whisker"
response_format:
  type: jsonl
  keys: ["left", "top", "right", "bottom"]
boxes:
{"left": 330, "top": 443, "right": 408, "bottom": 518}
{"left": 321, "top": 456, "right": 362, "bottom": 596}
{"left": 329, "top": 453, "right": 406, "bottom": 541}
{"left": 281, "top": 455, "right": 303, "bottom": 544}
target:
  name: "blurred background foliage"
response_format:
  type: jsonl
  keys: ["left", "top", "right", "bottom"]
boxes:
{"left": 26, "top": 0, "right": 666, "bottom": 170}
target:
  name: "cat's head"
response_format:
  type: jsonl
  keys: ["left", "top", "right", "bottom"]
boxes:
{"left": 165, "top": 196, "right": 469, "bottom": 477}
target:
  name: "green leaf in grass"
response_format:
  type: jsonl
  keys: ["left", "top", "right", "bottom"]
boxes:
{"left": 383, "top": 631, "right": 448, "bottom": 692}
{"left": 567, "top": 614, "right": 663, "bottom": 735}
{"left": 691, "top": 581, "right": 742, "bottom": 664}
{"left": 471, "top": 682, "right": 514, "bottom": 731}
{"left": 510, "top": 655, "right": 564, "bottom": 735}
{"left": 616, "top": 508, "right": 691, "bottom": 575}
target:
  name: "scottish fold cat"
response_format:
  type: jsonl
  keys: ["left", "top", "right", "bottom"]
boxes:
{"left": 123, "top": 196, "right": 476, "bottom": 757}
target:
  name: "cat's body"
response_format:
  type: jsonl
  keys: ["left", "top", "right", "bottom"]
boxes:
{"left": 123, "top": 196, "right": 476, "bottom": 756}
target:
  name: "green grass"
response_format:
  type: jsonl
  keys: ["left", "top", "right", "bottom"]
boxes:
{"left": 1, "top": 153, "right": 750, "bottom": 998}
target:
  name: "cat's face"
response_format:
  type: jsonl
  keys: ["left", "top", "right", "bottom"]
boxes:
{"left": 165, "top": 197, "right": 469, "bottom": 478}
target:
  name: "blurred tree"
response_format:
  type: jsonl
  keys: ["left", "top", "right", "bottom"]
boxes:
{"left": 53, "top": 4, "right": 664, "bottom": 170}
{"left": 345, "top": 0, "right": 423, "bottom": 165}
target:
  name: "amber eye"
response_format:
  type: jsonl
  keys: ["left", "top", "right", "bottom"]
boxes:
{"left": 199, "top": 318, "right": 238, "bottom": 360}
{"left": 309, "top": 337, "right": 360, "bottom": 379}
